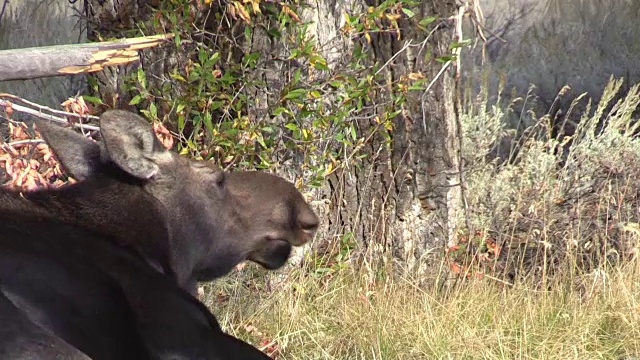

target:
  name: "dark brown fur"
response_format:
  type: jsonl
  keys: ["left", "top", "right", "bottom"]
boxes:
{"left": 0, "top": 110, "right": 319, "bottom": 359}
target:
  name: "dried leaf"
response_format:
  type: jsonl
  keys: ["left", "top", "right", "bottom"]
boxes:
{"left": 449, "top": 261, "right": 463, "bottom": 274}
{"left": 280, "top": 3, "right": 301, "bottom": 23}
{"left": 226, "top": 2, "right": 237, "bottom": 19}
{"left": 153, "top": 122, "right": 174, "bottom": 150}
{"left": 61, "top": 96, "right": 90, "bottom": 116}
{"left": 234, "top": 1, "right": 252, "bottom": 23}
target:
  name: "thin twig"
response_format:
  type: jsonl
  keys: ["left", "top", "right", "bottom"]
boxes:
{"left": 375, "top": 40, "right": 413, "bottom": 76}
{"left": 0, "top": 93, "right": 99, "bottom": 121}
{"left": 421, "top": 60, "right": 452, "bottom": 135}
{"left": 0, "top": 0, "right": 8, "bottom": 25}
{"left": 3, "top": 139, "right": 45, "bottom": 147}
{"left": 0, "top": 99, "right": 100, "bottom": 131}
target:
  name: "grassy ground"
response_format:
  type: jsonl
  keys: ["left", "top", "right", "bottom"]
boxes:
{"left": 205, "top": 261, "right": 640, "bottom": 359}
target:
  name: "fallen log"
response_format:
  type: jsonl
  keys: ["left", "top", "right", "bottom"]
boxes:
{"left": 0, "top": 34, "right": 173, "bottom": 81}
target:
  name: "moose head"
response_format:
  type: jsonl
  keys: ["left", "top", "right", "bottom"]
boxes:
{"left": 35, "top": 110, "right": 319, "bottom": 293}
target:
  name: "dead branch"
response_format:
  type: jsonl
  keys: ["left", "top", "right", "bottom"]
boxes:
{"left": 0, "top": 34, "right": 174, "bottom": 81}
{"left": 0, "top": 94, "right": 99, "bottom": 132}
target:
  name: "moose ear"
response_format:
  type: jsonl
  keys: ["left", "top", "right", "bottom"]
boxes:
{"left": 35, "top": 120, "right": 102, "bottom": 181}
{"left": 98, "top": 110, "right": 170, "bottom": 180}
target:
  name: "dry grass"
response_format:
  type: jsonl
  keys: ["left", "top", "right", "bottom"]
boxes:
{"left": 205, "top": 261, "right": 640, "bottom": 359}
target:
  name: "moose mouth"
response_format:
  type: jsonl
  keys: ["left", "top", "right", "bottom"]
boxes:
{"left": 248, "top": 239, "right": 292, "bottom": 270}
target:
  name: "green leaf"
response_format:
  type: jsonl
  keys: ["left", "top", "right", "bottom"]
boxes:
{"left": 310, "top": 54, "right": 329, "bottom": 71}
{"left": 177, "top": 114, "right": 185, "bottom": 133}
{"left": 266, "top": 27, "right": 282, "bottom": 39}
{"left": 210, "top": 52, "right": 221, "bottom": 63}
{"left": 293, "top": 68, "right": 302, "bottom": 84}
{"left": 401, "top": 8, "right": 415, "bottom": 18}
{"left": 198, "top": 49, "right": 207, "bottom": 65}
{"left": 81, "top": 95, "right": 104, "bottom": 105}
{"left": 313, "top": 61, "right": 329, "bottom": 71}
{"left": 129, "top": 95, "right": 143, "bottom": 105}
{"left": 210, "top": 101, "right": 224, "bottom": 111}
{"left": 272, "top": 106, "right": 288, "bottom": 116}
{"left": 449, "top": 39, "right": 471, "bottom": 50}
{"left": 387, "top": 109, "right": 402, "bottom": 119}
{"left": 436, "top": 54, "right": 455, "bottom": 63}
{"left": 256, "top": 134, "right": 267, "bottom": 148}
{"left": 170, "top": 72, "right": 186, "bottom": 82}
{"left": 149, "top": 102, "right": 157, "bottom": 119}
{"left": 202, "top": 112, "right": 214, "bottom": 135}
{"left": 243, "top": 52, "right": 260, "bottom": 67}
{"left": 283, "top": 88, "right": 307, "bottom": 100}
{"left": 419, "top": 16, "right": 437, "bottom": 27}
{"left": 408, "top": 78, "right": 428, "bottom": 91}
{"left": 137, "top": 69, "right": 147, "bottom": 90}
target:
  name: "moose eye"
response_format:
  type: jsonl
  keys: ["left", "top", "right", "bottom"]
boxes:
{"left": 300, "top": 221, "right": 319, "bottom": 232}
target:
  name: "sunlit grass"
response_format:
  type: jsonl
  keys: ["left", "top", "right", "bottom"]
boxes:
{"left": 204, "top": 260, "right": 640, "bottom": 359}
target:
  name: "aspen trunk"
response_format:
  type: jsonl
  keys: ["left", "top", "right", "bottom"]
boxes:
{"left": 317, "top": 0, "right": 462, "bottom": 272}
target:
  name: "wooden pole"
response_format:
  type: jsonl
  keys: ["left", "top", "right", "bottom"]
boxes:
{"left": 0, "top": 34, "right": 174, "bottom": 81}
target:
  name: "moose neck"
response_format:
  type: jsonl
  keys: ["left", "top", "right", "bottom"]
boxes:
{"left": 19, "top": 176, "right": 175, "bottom": 278}
{"left": 157, "top": 188, "right": 246, "bottom": 295}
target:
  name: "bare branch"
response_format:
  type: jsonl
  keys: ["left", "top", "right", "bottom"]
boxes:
{"left": 0, "top": 97, "right": 100, "bottom": 132}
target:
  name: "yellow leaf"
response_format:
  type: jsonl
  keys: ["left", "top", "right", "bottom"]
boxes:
{"left": 234, "top": 1, "right": 252, "bottom": 24}
{"left": 325, "top": 162, "right": 334, "bottom": 176}
{"left": 364, "top": 32, "right": 371, "bottom": 44}
{"left": 407, "top": 72, "right": 425, "bottom": 80}
{"left": 244, "top": 0, "right": 261, "bottom": 14}
{"left": 385, "top": 13, "right": 401, "bottom": 21}
{"left": 293, "top": 283, "right": 306, "bottom": 295}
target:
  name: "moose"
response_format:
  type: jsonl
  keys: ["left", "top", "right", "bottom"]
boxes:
{"left": 0, "top": 110, "right": 319, "bottom": 359}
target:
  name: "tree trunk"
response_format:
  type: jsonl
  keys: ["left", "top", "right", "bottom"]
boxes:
{"left": 310, "top": 0, "right": 463, "bottom": 273}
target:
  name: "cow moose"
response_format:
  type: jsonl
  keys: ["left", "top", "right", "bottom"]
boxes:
{"left": 0, "top": 110, "right": 319, "bottom": 359}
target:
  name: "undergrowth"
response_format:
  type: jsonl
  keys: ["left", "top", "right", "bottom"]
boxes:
{"left": 456, "top": 77, "right": 640, "bottom": 285}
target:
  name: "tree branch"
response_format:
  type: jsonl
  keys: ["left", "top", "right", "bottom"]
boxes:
{"left": 0, "top": 34, "right": 174, "bottom": 81}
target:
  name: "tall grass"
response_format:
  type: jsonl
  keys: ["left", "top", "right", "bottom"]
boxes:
{"left": 203, "top": 78, "right": 640, "bottom": 359}
{"left": 207, "top": 262, "right": 640, "bottom": 359}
